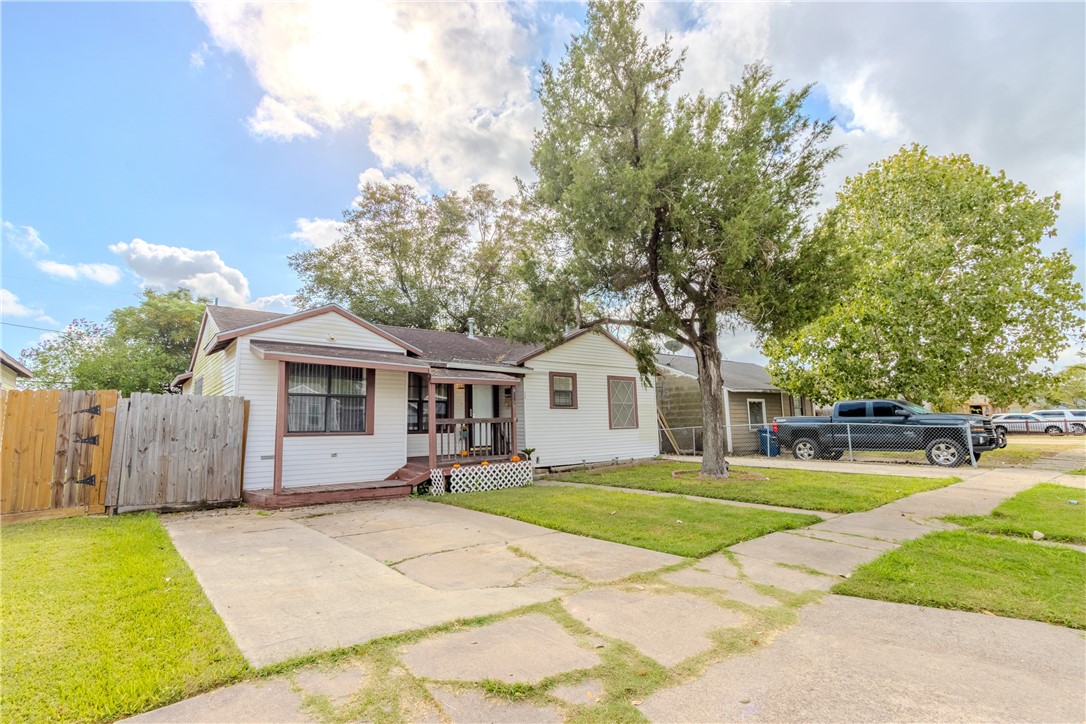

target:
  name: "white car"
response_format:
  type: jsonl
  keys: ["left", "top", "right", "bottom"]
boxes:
{"left": 992, "top": 411, "right": 1085, "bottom": 436}
{"left": 1031, "top": 409, "right": 1086, "bottom": 435}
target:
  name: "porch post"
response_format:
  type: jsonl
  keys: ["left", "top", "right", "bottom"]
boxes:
{"left": 510, "top": 385, "right": 518, "bottom": 459}
{"left": 427, "top": 377, "right": 437, "bottom": 470}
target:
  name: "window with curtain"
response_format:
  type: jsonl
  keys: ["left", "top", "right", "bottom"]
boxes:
{"left": 287, "top": 363, "right": 367, "bottom": 433}
{"left": 608, "top": 377, "right": 637, "bottom": 429}
{"left": 407, "top": 373, "right": 451, "bottom": 432}
{"left": 549, "top": 372, "right": 577, "bottom": 408}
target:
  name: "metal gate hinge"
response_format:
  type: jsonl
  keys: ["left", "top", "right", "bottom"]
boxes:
{"left": 74, "top": 475, "right": 96, "bottom": 486}
{"left": 74, "top": 435, "right": 99, "bottom": 446}
{"left": 76, "top": 405, "right": 102, "bottom": 415}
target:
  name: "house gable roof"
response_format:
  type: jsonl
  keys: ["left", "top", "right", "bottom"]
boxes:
{"left": 1, "top": 350, "right": 32, "bottom": 378}
{"left": 655, "top": 353, "right": 781, "bottom": 393}
{"left": 205, "top": 305, "right": 423, "bottom": 356}
{"left": 510, "top": 327, "right": 635, "bottom": 365}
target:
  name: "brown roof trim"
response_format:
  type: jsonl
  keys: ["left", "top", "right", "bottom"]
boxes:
{"left": 170, "top": 371, "right": 194, "bottom": 387}
{"left": 249, "top": 340, "right": 431, "bottom": 374}
{"left": 429, "top": 369, "right": 522, "bottom": 385}
{"left": 208, "top": 305, "right": 423, "bottom": 356}
{"left": 511, "top": 327, "right": 635, "bottom": 364}
{"left": 0, "top": 350, "right": 32, "bottom": 378}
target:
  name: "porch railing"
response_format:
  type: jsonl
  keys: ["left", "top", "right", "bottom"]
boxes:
{"left": 434, "top": 417, "right": 515, "bottom": 466}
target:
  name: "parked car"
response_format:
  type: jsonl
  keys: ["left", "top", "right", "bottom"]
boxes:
{"left": 1030, "top": 409, "right": 1086, "bottom": 435}
{"left": 773, "top": 399, "right": 1000, "bottom": 467}
{"left": 991, "top": 413, "right": 1055, "bottom": 435}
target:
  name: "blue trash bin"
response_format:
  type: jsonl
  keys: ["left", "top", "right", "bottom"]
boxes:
{"left": 758, "top": 427, "right": 780, "bottom": 457}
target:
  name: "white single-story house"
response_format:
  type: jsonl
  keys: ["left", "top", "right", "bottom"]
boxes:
{"left": 173, "top": 304, "right": 658, "bottom": 507}
{"left": 1, "top": 350, "right": 32, "bottom": 390}
{"left": 655, "top": 353, "right": 811, "bottom": 454}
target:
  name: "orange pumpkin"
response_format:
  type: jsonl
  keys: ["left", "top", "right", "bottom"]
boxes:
{"left": 459, "top": 450, "right": 468, "bottom": 457}
{"left": 480, "top": 461, "right": 489, "bottom": 466}
{"left": 511, "top": 455, "right": 521, "bottom": 463}
{"left": 452, "top": 463, "right": 461, "bottom": 469}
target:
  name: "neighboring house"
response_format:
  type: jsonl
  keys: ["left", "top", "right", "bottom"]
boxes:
{"left": 0, "top": 350, "right": 32, "bottom": 390}
{"left": 655, "top": 353, "right": 810, "bottom": 454}
{"left": 173, "top": 304, "right": 658, "bottom": 507}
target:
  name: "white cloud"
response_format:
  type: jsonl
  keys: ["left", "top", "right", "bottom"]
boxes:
{"left": 36, "top": 260, "right": 123, "bottom": 285}
{"left": 357, "top": 168, "right": 427, "bottom": 195}
{"left": 1, "top": 288, "right": 45, "bottom": 318}
{"left": 195, "top": 1, "right": 541, "bottom": 194}
{"left": 109, "top": 238, "right": 251, "bottom": 306}
{"left": 3, "top": 221, "right": 48, "bottom": 258}
{"left": 247, "top": 95, "right": 318, "bottom": 141}
{"left": 190, "top": 41, "right": 209, "bottom": 70}
{"left": 248, "top": 294, "right": 295, "bottom": 313}
{"left": 290, "top": 217, "right": 343, "bottom": 249}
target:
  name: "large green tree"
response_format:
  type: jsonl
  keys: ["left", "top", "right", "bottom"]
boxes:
{"left": 765, "top": 145, "right": 1086, "bottom": 408}
{"left": 526, "top": 0, "right": 842, "bottom": 476}
{"left": 20, "top": 289, "right": 206, "bottom": 395}
{"left": 290, "top": 183, "right": 529, "bottom": 335}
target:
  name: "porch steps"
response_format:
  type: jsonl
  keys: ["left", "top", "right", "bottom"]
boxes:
{"left": 386, "top": 461, "right": 433, "bottom": 488}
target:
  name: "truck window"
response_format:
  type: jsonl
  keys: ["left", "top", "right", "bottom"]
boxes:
{"left": 837, "top": 402, "right": 867, "bottom": 417}
{"left": 871, "top": 401, "right": 899, "bottom": 417}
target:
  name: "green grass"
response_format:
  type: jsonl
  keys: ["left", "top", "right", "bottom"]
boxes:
{"left": 431, "top": 485, "right": 820, "bottom": 558}
{"left": 833, "top": 530, "right": 1085, "bottom": 629}
{"left": 945, "top": 483, "right": 1086, "bottom": 544}
{"left": 1, "top": 514, "right": 248, "bottom": 722}
{"left": 549, "top": 461, "right": 958, "bottom": 514}
{"left": 1067, "top": 468, "right": 1086, "bottom": 476}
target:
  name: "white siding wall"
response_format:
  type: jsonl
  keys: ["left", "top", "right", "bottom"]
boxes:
{"left": 235, "top": 338, "right": 278, "bottom": 490}
{"left": 521, "top": 332, "right": 658, "bottom": 467}
{"left": 1, "top": 366, "right": 19, "bottom": 390}
{"left": 251, "top": 312, "right": 408, "bottom": 352}
{"left": 280, "top": 368, "right": 407, "bottom": 486}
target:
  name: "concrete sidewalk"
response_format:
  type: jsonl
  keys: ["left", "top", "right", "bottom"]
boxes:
{"left": 139, "top": 465, "right": 1085, "bottom": 723}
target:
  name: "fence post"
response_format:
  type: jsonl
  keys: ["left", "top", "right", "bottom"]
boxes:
{"left": 846, "top": 423, "right": 854, "bottom": 462}
{"left": 964, "top": 422, "right": 977, "bottom": 468}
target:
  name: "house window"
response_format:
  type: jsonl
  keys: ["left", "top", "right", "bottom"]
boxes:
{"left": 407, "top": 373, "right": 452, "bottom": 432}
{"left": 607, "top": 376, "right": 638, "bottom": 429}
{"left": 549, "top": 372, "right": 578, "bottom": 409}
{"left": 747, "top": 399, "right": 766, "bottom": 427}
{"left": 287, "top": 363, "right": 368, "bottom": 433}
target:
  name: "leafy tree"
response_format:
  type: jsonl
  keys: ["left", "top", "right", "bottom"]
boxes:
{"left": 19, "top": 289, "right": 206, "bottom": 395}
{"left": 765, "top": 145, "right": 1086, "bottom": 408}
{"left": 1044, "top": 363, "right": 1086, "bottom": 407}
{"left": 20, "top": 319, "right": 109, "bottom": 390}
{"left": 525, "top": 0, "right": 842, "bottom": 477}
{"left": 290, "top": 183, "right": 529, "bottom": 335}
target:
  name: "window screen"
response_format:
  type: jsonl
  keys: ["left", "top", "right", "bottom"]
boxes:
{"left": 287, "top": 363, "right": 367, "bottom": 433}
{"left": 608, "top": 377, "right": 637, "bottom": 429}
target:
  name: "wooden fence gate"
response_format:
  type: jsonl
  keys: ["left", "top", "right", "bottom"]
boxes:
{"left": 1, "top": 390, "right": 247, "bottom": 522}
{"left": 0, "top": 389, "right": 120, "bottom": 522}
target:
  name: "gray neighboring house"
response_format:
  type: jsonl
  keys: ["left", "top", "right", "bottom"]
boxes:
{"left": 655, "top": 353, "right": 811, "bottom": 454}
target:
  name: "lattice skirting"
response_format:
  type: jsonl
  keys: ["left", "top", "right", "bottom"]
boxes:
{"left": 429, "top": 460, "right": 533, "bottom": 495}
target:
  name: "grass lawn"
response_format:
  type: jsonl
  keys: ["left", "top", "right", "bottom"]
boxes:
{"left": 548, "top": 461, "right": 958, "bottom": 514}
{"left": 945, "top": 483, "right": 1086, "bottom": 544}
{"left": 1067, "top": 469, "right": 1086, "bottom": 475}
{"left": 833, "top": 530, "right": 1085, "bottom": 629}
{"left": 1, "top": 513, "right": 248, "bottom": 722}
{"left": 431, "top": 485, "right": 821, "bottom": 558}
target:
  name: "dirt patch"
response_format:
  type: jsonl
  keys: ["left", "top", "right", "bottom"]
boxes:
{"left": 671, "top": 469, "right": 768, "bottom": 482}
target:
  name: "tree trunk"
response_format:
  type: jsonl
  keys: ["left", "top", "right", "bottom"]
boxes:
{"left": 693, "top": 337, "right": 729, "bottom": 478}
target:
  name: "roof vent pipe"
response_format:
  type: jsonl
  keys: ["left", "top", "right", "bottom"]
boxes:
{"left": 467, "top": 317, "right": 476, "bottom": 339}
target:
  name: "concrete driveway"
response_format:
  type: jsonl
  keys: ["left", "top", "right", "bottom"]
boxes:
{"left": 163, "top": 499, "right": 681, "bottom": 667}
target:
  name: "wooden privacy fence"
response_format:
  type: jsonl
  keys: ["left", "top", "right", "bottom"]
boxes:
{"left": 1, "top": 389, "right": 119, "bottom": 522}
{"left": 1, "top": 390, "right": 248, "bottom": 522}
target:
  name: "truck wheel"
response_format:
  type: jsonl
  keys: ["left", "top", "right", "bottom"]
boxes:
{"left": 1045, "top": 425, "right": 1063, "bottom": 436}
{"left": 925, "top": 438, "right": 966, "bottom": 467}
{"left": 792, "top": 438, "right": 819, "bottom": 461}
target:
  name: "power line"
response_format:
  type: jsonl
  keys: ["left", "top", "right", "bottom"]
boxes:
{"left": 1, "top": 321, "right": 62, "bottom": 333}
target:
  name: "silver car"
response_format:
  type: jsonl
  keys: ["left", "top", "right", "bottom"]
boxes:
{"left": 1031, "top": 409, "right": 1086, "bottom": 435}
{"left": 992, "top": 411, "right": 1085, "bottom": 435}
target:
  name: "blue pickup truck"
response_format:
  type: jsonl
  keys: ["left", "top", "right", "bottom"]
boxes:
{"left": 773, "top": 399, "right": 1004, "bottom": 467}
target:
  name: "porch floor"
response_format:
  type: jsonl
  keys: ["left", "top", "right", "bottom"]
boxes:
{"left": 243, "top": 480, "right": 412, "bottom": 509}
{"left": 408, "top": 455, "right": 515, "bottom": 471}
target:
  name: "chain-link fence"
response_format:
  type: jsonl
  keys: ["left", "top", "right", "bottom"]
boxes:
{"left": 660, "top": 420, "right": 1003, "bottom": 469}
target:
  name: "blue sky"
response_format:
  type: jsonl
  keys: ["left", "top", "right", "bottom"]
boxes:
{"left": 3, "top": 1, "right": 1084, "bottom": 367}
